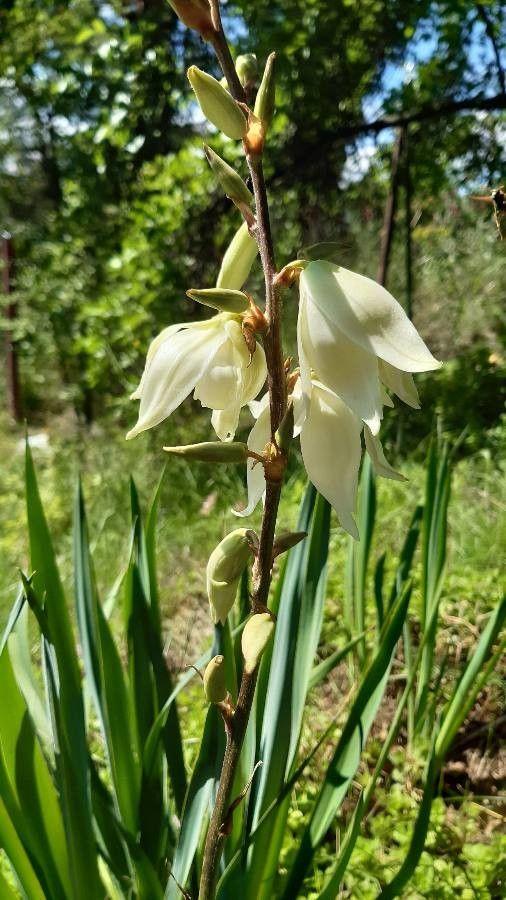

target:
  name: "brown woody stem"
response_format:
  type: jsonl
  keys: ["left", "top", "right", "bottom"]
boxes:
{"left": 198, "top": 6, "right": 286, "bottom": 899}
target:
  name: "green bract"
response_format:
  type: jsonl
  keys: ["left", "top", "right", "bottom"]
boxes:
{"left": 163, "top": 441, "right": 249, "bottom": 463}
{"left": 186, "top": 287, "right": 250, "bottom": 314}
{"left": 203, "top": 145, "right": 253, "bottom": 206}
{"left": 254, "top": 53, "right": 276, "bottom": 127}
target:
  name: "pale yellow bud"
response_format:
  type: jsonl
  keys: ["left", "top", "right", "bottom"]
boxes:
{"left": 241, "top": 613, "right": 275, "bottom": 674}
{"left": 207, "top": 529, "right": 254, "bottom": 624}
{"left": 203, "top": 655, "right": 227, "bottom": 703}
{"left": 217, "top": 222, "right": 258, "bottom": 290}
{"left": 187, "top": 66, "right": 247, "bottom": 140}
{"left": 235, "top": 54, "right": 258, "bottom": 88}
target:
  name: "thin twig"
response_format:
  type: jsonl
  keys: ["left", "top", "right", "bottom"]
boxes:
{"left": 198, "top": 6, "right": 287, "bottom": 898}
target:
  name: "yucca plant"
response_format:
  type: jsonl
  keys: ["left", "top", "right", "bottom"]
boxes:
{"left": 1, "top": 2, "right": 504, "bottom": 898}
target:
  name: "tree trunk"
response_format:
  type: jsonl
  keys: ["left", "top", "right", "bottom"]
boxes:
{"left": 2, "top": 234, "right": 23, "bottom": 422}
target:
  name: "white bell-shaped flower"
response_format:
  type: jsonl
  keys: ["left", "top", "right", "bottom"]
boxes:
{"left": 298, "top": 261, "right": 440, "bottom": 433}
{"left": 236, "top": 376, "right": 406, "bottom": 539}
{"left": 127, "top": 314, "right": 266, "bottom": 441}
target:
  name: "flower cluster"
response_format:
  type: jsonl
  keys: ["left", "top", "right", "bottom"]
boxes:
{"left": 126, "top": 45, "right": 440, "bottom": 539}
{"left": 128, "top": 256, "right": 439, "bottom": 538}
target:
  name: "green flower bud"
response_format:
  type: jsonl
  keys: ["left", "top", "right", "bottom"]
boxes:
{"left": 235, "top": 53, "right": 258, "bottom": 88}
{"left": 186, "top": 287, "right": 250, "bottom": 314}
{"left": 217, "top": 222, "right": 258, "bottom": 290}
{"left": 163, "top": 441, "right": 249, "bottom": 463}
{"left": 254, "top": 53, "right": 276, "bottom": 128}
{"left": 168, "top": 1, "right": 214, "bottom": 39}
{"left": 187, "top": 66, "right": 247, "bottom": 140}
{"left": 207, "top": 529, "right": 254, "bottom": 624}
{"left": 204, "top": 145, "right": 253, "bottom": 207}
{"left": 203, "top": 655, "right": 227, "bottom": 703}
{"left": 242, "top": 613, "right": 275, "bottom": 674}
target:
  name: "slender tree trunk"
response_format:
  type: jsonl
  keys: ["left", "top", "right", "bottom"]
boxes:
{"left": 2, "top": 234, "right": 23, "bottom": 422}
{"left": 376, "top": 128, "right": 403, "bottom": 287}
{"left": 403, "top": 125, "right": 413, "bottom": 320}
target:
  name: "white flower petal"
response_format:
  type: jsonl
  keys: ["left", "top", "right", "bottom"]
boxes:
{"left": 379, "top": 360, "right": 420, "bottom": 409}
{"left": 127, "top": 321, "right": 227, "bottom": 439}
{"left": 299, "top": 287, "right": 383, "bottom": 434}
{"left": 364, "top": 426, "right": 406, "bottom": 482}
{"left": 380, "top": 383, "right": 395, "bottom": 408}
{"left": 194, "top": 342, "right": 239, "bottom": 410}
{"left": 233, "top": 395, "right": 270, "bottom": 518}
{"left": 302, "top": 261, "right": 441, "bottom": 373}
{"left": 211, "top": 406, "right": 241, "bottom": 442}
{"left": 291, "top": 376, "right": 305, "bottom": 437}
{"left": 296, "top": 294, "right": 313, "bottom": 413}
{"left": 300, "top": 382, "right": 362, "bottom": 539}
{"left": 240, "top": 342, "right": 267, "bottom": 404}
{"left": 195, "top": 322, "right": 266, "bottom": 441}
{"left": 130, "top": 323, "right": 184, "bottom": 400}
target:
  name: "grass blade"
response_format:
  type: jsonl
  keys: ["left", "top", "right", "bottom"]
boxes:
{"left": 0, "top": 646, "right": 71, "bottom": 899}
{"left": 24, "top": 448, "right": 101, "bottom": 899}
{"left": 166, "top": 706, "right": 223, "bottom": 899}
{"left": 0, "top": 797, "right": 46, "bottom": 900}
{"left": 282, "top": 582, "right": 412, "bottom": 900}
{"left": 74, "top": 479, "right": 141, "bottom": 834}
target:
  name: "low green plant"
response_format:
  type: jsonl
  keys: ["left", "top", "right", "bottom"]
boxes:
{"left": 1, "top": 448, "right": 503, "bottom": 898}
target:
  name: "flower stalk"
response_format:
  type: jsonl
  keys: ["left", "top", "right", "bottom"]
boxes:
{"left": 197, "top": 5, "right": 286, "bottom": 898}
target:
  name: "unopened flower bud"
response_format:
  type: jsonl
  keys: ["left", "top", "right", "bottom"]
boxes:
{"left": 254, "top": 53, "right": 276, "bottom": 128}
{"left": 163, "top": 441, "right": 249, "bottom": 463}
{"left": 188, "top": 66, "right": 247, "bottom": 140}
{"left": 242, "top": 613, "right": 275, "bottom": 674}
{"left": 207, "top": 528, "right": 254, "bottom": 624}
{"left": 235, "top": 53, "right": 258, "bottom": 88}
{"left": 204, "top": 145, "right": 253, "bottom": 206}
{"left": 203, "top": 655, "right": 227, "bottom": 703}
{"left": 168, "top": 1, "right": 214, "bottom": 39}
{"left": 217, "top": 222, "right": 258, "bottom": 290}
{"left": 186, "top": 287, "right": 250, "bottom": 314}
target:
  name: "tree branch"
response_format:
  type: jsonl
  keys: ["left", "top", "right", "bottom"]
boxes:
{"left": 329, "top": 92, "right": 506, "bottom": 140}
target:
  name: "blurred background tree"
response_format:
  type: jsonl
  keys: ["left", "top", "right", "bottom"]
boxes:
{"left": 0, "top": 0, "right": 504, "bottom": 430}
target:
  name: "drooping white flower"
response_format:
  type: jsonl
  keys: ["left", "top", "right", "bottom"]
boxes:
{"left": 298, "top": 260, "right": 440, "bottom": 433}
{"left": 127, "top": 314, "right": 266, "bottom": 441}
{"left": 236, "top": 376, "right": 405, "bottom": 538}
